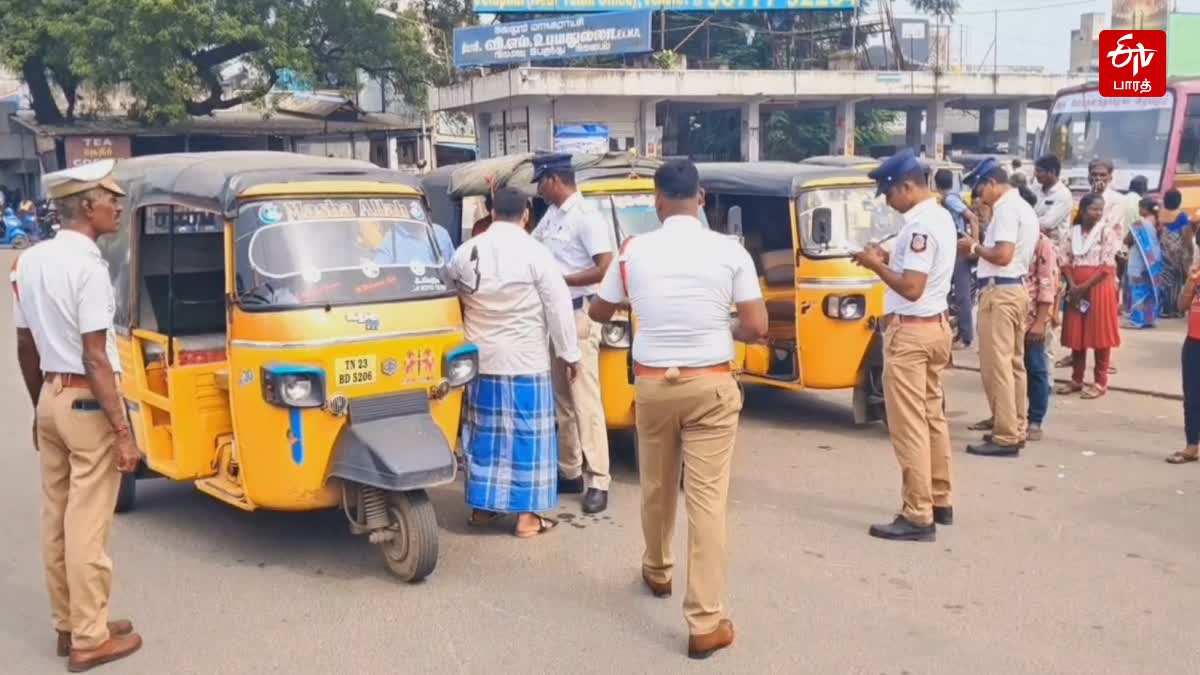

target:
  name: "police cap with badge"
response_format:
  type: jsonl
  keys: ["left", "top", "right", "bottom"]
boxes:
{"left": 867, "top": 149, "right": 924, "bottom": 196}
{"left": 531, "top": 152, "right": 574, "bottom": 183}
{"left": 43, "top": 159, "right": 126, "bottom": 201}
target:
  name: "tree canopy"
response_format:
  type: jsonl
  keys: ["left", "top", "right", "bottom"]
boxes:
{"left": 0, "top": 0, "right": 446, "bottom": 124}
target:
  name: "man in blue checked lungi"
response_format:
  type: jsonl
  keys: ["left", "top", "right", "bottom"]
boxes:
{"left": 448, "top": 187, "right": 581, "bottom": 538}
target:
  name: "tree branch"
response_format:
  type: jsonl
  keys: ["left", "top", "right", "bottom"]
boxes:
{"left": 185, "top": 67, "right": 279, "bottom": 116}
{"left": 22, "top": 50, "right": 64, "bottom": 125}
{"left": 190, "top": 39, "right": 265, "bottom": 70}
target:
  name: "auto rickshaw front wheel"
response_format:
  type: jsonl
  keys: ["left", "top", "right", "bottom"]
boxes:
{"left": 377, "top": 490, "right": 438, "bottom": 582}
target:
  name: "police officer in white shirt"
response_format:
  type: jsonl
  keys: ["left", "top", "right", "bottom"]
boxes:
{"left": 11, "top": 159, "right": 143, "bottom": 669}
{"left": 589, "top": 158, "right": 767, "bottom": 658}
{"left": 531, "top": 152, "right": 614, "bottom": 514}
{"left": 1032, "top": 155, "right": 1073, "bottom": 240}
{"left": 958, "top": 157, "right": 1041, "bottom": 457}
{"left": 852, "top": 149, "right": 957, "bottom": 543}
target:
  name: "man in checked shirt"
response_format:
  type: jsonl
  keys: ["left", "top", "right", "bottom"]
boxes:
{"left": 1023, "top": 209, "right": 1061, "bottom": 442}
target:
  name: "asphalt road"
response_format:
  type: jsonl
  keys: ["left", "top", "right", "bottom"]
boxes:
{"left": 1, "top": 249, "right": 1198, "bottom": 674}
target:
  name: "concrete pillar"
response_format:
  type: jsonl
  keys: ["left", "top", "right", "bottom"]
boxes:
{"left": 639, "top": 98, "right": 662, "bottom": 158}
{"left": 831, "top": 100, "right": 857, "bottom": 156}
{"left": 924, "top": 99, "right": 945, "bottom": 160}
{"left": 1008, "top": 101, "right": 1028, "bottom": 158}
{"left": 905, "top": 107, "right": 923, "bottom": 149}
{"left": 740, "top": 100, "right": 761, "bottom": 162}
{"left": 978, "top": 105, "right": 996, "bottom": 150}
{"left": 476, "top": 112, "right": 493, "bottom": 159}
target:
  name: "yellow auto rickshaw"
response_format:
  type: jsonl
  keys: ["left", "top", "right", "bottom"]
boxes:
{"left": 801, "top": 154, "right": 967, "bottom": 197}
{"left": 99, "top": 151, "right": 476, "bottom": 581}
{"left": 697, "top": 162, "right": 904, "bottom": 425}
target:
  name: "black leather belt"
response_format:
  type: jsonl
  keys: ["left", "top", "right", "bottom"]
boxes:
{"left": 572, "top": 294, "right": 595, "bottom": 310}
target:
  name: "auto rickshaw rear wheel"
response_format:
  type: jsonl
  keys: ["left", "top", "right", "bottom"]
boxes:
{"left": 114, "top": 472, "right": 137, "bottom": 513}
{"left": 380, "top": 490, "right": 438, "bottom": 582}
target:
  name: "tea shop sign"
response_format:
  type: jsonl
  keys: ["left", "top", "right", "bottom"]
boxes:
{"left": 64, "top": 136, "right": 132, "bottom": 168}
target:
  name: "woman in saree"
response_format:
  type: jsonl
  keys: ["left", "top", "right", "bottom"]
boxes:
{"left": 1057, "top": 193, "right": 1122, "bottom": 400}
{"left": 1158, "top": 189, "right": 1194, "bottom": 318}
{"left": 1122, "top": 197, "right": 1164, "bottom": 329}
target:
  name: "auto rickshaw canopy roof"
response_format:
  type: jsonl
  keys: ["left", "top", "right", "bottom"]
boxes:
{"left": 444, "top": 152, "right": 662, "bottom": 198}
{"left": 111, "top": 151, "right": 422, "bottom": 217}
{"left": 696, "top": 161, "right": 874, "bottom": 197}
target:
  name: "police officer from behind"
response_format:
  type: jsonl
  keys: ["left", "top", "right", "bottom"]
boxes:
{"left": 531, "top": 152, "right": 615, "bottom": 514}
{"left": 958, "top": 157, "right": 1040, "bottom": 457}
{"left": 852, "top": 149, "right": 957, "bottom": 542}
{"left": 590, "top": 158, "right": 767, "bottom": 658}
{"left": 12, "top": 159, "right": 143, "bottom": 670}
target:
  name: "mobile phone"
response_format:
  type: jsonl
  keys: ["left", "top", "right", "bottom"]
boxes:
{"left": 72, "top": 399, "right": 101, "bottom": 411}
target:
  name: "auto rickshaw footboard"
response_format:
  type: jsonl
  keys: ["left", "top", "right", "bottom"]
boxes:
{"left": 327, "top": 391, "right": 457, "bottom": 492}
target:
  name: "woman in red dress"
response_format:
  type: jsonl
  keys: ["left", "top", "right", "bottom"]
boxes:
{"left": 1057, "top": 192, "right": 1122, "bottom": 399}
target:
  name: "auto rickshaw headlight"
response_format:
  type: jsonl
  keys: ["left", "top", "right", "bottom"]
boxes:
{"left": 444, "top": 344, "right": 479, "bottom": 388}
{"left": 261, "top": 364, "right": 326, "bottom": 408}
{"left": 823, "top": 294, "right": 866, "bottom": 321}
{"left": 601, "top": 321, "right": 631, "bottom": 348}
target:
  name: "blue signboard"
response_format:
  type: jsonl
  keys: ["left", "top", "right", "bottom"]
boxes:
{"left": 454, "top": 11, "right": 653, "bottom": 67}
{"left": 474, "top": 0, "right": 857, "bottom": 13}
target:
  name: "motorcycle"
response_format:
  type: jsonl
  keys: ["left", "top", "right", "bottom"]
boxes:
{"left": 1, "top": 207, "right": 33, "bottom": 248}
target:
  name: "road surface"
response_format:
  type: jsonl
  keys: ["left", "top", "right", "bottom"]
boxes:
{"left": 1, "top": 249, "right": 1198, "bottom": 674}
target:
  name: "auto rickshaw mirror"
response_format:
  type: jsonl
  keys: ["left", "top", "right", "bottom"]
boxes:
{"left": 727, "top": 205, "right": 743, "bottom": 237}
{"left": 811, "top": 207, "right": 833, "bottom": 246}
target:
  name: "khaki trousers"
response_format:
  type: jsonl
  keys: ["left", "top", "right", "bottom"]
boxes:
{"left": 977, "top": 284, "right": 1029, "bottom": 446}
{"left": 635, "top": 372, "right": 741, "bottom": 635}
{"left": 552, "top": 306, "right": 611, "bottom": 490}
{"left": 883, "top": 319, "right": 953, "bottom": 526}
{"left": 36, "top": 379, "right": 121, "bottom": 650}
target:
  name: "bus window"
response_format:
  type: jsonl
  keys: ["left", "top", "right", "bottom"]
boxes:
{"left": 1178, "top": 96, "right": 1200, "bottom": 175}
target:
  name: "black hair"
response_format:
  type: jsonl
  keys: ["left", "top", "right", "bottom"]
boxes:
{"left": 1034, "top": 155, "right": 1061, "bottom": 175}
{"left": 1017, "top": 184, "right": 1037, "bottom": 207}
{"left": 1164, "top": 188, "right": 1183, "bottom": 210}
{"left": 1138, "top": 196, "right": 1160, "bottom": 214}
{"left": 1129, "top": 175, "right": 1149, "bottom": 195}
{"left": 491, "top": 187, "right": 528, "bottom": 221}
{"left": 1088, "top": 158, "right": 1114, "bottom": 174}
{"left": 1076, "top": 192, "right": 1104, "bottom": 224}
{"left": 1011, "top": 159, "right": 1023, "bottom": 169}
{"left": 654, "top": 159, "right": 700, "bottom": 199}
{"left": 933, "top": 169, "right": 954, "bottom": 191}
{"left": 483, "top": 193, "right": 493, "bottom": 211}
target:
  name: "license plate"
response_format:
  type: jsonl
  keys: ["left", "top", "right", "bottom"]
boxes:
{"left": 335, "top": 355, "right": 377, "bottom": 387}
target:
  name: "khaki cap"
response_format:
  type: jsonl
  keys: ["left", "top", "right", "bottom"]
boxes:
{"left": 44, "top": 159, "right": 126, "bottom": 200}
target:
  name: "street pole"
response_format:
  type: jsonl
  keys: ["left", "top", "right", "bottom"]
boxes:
{"left": 993, "top": 9, "right": 998, "bottom": 75}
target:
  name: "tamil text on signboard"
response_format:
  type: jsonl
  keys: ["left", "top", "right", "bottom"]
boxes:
{"left": 454, "top": 11, "right": 652, "bottom": 67}
{"left": 472, "top": 0, "right": 857, "bottom": 13}
{"left": 64, "top": 136, "right": 132, "bottom": 168}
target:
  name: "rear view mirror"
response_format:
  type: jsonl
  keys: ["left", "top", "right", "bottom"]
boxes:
{"left": 811, "top": 207, "right": 833, "bottom": 246}
{"left": 727, "top": 206, "right": 743, "bottom": 238}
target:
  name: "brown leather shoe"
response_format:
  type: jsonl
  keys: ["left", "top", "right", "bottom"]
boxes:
{"left": 688, "top": 619, "right": 735, "bottom": 659}
{"left": 57, "top": 620, "right": 135, "bottom": 657}
{"left": 642, "top": 570, "right": 671, "bottom": 598}
{"left": 67, "top": 632, "right": 142, "bottom": 672}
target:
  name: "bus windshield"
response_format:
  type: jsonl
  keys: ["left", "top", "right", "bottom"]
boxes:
{"left": 1040, "top": 90, "right": 1175, "bottom": 191}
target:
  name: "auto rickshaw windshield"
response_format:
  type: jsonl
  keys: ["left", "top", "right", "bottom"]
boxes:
{"left": 233, "top": 196, "right": 451, "bottom": 310}
{"left": 797, "top": 186, "right": 904, "bottom": 257}
{"left": 587, "top": 192, "right": 710, "bottom": 241}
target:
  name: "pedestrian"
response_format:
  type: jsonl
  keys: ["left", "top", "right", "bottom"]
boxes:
{"left": 531, "top": 152, "right": 614, "bottom": 514}
{"left": 1023, "top": 207, "right": 1060, "bottom": 442}
{"left": 851, "top": 149, "right": 956, "bottom": 542}
{"left": 936, "top": 169, "right": 978, "bottom": 350}
{"left": 1167, "top": 258, "right": 1200, "bottom": 465}
{"left": 10, "top": 159, "right": 143, "bottom": 670}
{"left": 1032, "top": 156, "right": 1073, "bottom": 241}
{"left": 959, "top": 157, "right": 1040, "bottom": 457}
{"left": 1009, "top": 159, "right": 1028, "bottom": 189}
{"left": 1157, "top": 189, "right": 1194, "bottom": 318}
{"left": 588, "top": 159, "right": 767, "bottom": 658}
{"left": 1123, "top": 197, "right": 1164, "bottom": 329}
{"left": 449, "top": 187, "right": 580, "bottom": 538}
{"left": 1123, "top": 175, "right": 1149, "bottom": 228}
{"left": 1056, "top": 193, "right": 1122, "bottom": 400}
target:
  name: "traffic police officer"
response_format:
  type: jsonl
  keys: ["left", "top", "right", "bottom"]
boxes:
{"left": 589, "top": 158, "right": 767, "bottom": 657}
{"left": 852, "top": 149, "right": 957, "bottom": 542}
{"left": 12, "top": 159, "right": 143, "bottom": 670}
{"left": 531, "top": 152, "right": 614, "bottom": 514}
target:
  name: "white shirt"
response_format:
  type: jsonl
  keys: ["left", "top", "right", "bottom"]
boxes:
{"left": 884, "top": 198, "right": 957, "bottom": 317}
{"left": 448, "top": 221, "right": 580, "bottom": 376}
{"left": 532, "top": 191, "right": 613, "bottom": 299}
{"left": 1033, "top": 180, "right": 1073, "bottom": 237}
{"left": 596, "top": 215, "right": 761, "bottom": 368}
{"left": 11, "top": 230, "right": 121, "bottom": 374}
{"left": 977, "top": 188, "right": 1040, "bottom": 279}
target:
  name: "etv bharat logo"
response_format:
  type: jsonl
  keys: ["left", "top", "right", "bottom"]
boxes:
{"left": 1099, "top": 30, "right": 1166, "bottom": 98}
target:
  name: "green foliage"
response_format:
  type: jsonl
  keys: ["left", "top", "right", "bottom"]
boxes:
{"left": 0, "top": 0, "right": 442, "bottom": 124}
{"left": 909, "top": 0, "right": 960, "bottom": 19}
{"left": 763, "top": 109, "right": 897, "bottom": 162}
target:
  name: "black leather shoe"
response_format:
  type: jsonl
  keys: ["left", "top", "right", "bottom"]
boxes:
{"left": 582, "top": 488, "right": 608, "bottom": 514}
{"left": 868, "top": 515, "right": 935, "bottom": 542}
{"left": 983, "top": 433, "right": 1026, "bottom": 449}
{"left": 933, "top": 506, "right": 954, "bottom": 526}
{"left": 967, "top": 440, "right": 1022, "bottom": 457}
{"left": 557, "top": 474, "right": 584, "bottom": 494}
